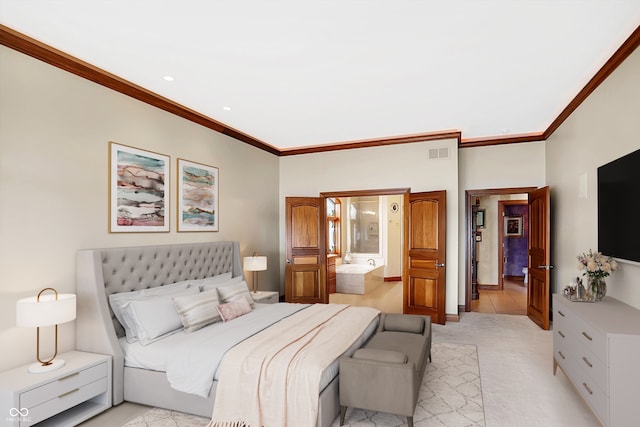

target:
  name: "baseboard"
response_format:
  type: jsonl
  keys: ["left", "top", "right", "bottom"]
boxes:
{"left": 505, "top": 275, "right": 525, "bottom": 281}
{"left": 477, "top": 283, "right": 499, "bottom": 290}
{"left": 446, "top": 306, "right": 464, "bottom": 322}
{"left": 384, "top": 276, "right": 401, "bottom": 282}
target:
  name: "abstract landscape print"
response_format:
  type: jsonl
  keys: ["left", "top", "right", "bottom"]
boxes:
{"left": 109, "top": 142, "right": 170, "bottom": 232}
{"left": 177, "top": 159, "right": 218, "bottom": 231}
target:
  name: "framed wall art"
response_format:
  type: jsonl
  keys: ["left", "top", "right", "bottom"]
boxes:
{"left": 476, "top": 209, "right": 486, "bottom": 228}
{"left": 177, "top": 158, "right": 219, "bottom": 232}
{"left": 109, "top": 142, "right": 170, "bottom": 232}
{"left": 504, "top": 215, "right": 524, "bottom": 237}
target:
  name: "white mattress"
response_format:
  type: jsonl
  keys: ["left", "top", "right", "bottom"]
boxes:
{"left": 121, "top": 303, "right": 379, "bottom": 397}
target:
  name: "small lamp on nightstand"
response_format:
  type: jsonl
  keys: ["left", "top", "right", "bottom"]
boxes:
{"left": 16, "top": 288, "right": 76, "bottom": 373}
{"left": 243, "top": 253, "right": 267, "bottom": 293}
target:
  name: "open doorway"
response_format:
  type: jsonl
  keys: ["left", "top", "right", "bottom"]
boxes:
{"left": 465, "top": 187, "right": 536, "bottom": 314}
{"left": 321, "top": 189, "right": 406, "bottom": 314}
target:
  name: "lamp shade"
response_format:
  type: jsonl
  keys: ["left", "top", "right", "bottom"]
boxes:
{"left": 16, "top": 293, "right": 76, "bottom": 328}
{"left": 243, "top": 255, "right": 267, "bottom": 272}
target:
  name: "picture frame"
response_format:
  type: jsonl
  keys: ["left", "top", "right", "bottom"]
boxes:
{"left": 476, "top": 209, "right": 486, "bottom": 228}
{"left": 504, "top": 215, "right": 524, "bottom": 237}
{"left": 177, "top": 158, "right": 219, "bottom": 232}
{"left": 109, "top": 142, "right": 169, "bottom": 233}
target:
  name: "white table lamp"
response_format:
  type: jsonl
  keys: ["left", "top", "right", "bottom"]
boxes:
{"left": 243, "top": 253, "right": 267, "bottom": 293}
{"left": 16, "top": 288, "right": 76, "bottom": 373}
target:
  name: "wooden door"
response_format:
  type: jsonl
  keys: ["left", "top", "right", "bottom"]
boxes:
{"left": 527, "top": 186, "right": 551, "bottom": 330}
{"left": 404, "top": 190, "right": 446, "bottom": 324}
{"left": 285, "top": 197, "right": 327, "bottom": 304}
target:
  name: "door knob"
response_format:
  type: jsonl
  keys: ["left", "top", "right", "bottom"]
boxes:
{"left": 537, "top": 265, "right": 554, "bottom": 270}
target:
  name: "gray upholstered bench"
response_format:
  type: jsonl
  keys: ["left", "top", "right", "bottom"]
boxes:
{"left": 338, "top": 313, "right": 432, "bottom": 427}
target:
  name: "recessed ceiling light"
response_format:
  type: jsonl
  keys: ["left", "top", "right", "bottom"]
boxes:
{"left": 223, "top": 106, "right": 232, "bottom": 111}
{"left": 163, "top": 75, "right": 175, "bottom": 82}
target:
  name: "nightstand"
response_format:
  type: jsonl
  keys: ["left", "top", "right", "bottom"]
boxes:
{"left": 251, "top": 291, "right": 279, "bottom": 304}
{"left": 0, "top": 351, "right": 111, "bottom": 427}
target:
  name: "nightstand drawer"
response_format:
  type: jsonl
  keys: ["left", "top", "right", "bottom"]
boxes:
{"left": 20, "top": 362, "right": 107, "bottom": 409}
{"left": 258, "top": 293, "right": 278, "bottom": 304}
{"left": 23, "top": 377, "right": 107, "bottom": 427}
{"left": 251, "top": 291, "right": 279, "bottom": 304}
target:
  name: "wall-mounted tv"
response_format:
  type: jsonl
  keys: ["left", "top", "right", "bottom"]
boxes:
{"left": 598, "top": 148, "right": 640, "bottom": 263}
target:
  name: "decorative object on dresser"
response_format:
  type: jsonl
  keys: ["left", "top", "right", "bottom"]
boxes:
{"left": 243, "top": 252, "right": 267, "bottom": 293}
{"left": 16, "top": 288, "right": 76, "bottom": 373}
{"left": 552, "top": 294, "right": 640, "bottom": 427}
{"left": 0, "top": 351, "right": 112, "bottom": 426}
{"left": 575, "top": 249, "right": 620, "bottom": 301}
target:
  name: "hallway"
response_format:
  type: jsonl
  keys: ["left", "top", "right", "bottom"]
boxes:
{"left": 471, "top": 279, "right": 527, "bottom": 315}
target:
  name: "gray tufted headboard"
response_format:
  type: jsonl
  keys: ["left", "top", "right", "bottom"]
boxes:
{"left": 75, "top": 241, "right": 242, "bottom": 404}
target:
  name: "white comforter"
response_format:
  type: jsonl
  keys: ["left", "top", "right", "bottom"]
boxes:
{"left": 121, "top": 303, "right": 308, "bottom": 397}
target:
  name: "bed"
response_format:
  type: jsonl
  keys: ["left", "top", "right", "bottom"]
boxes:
{"left": 75, "top": 241, "right": 379, "bottom": 427}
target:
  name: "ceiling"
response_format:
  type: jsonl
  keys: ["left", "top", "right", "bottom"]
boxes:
{"left": 1, "top": 1, "right": 639, "bottom": 154}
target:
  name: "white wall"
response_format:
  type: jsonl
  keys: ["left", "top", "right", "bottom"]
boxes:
{"left": 476, "top": 195, "right": 500, "bottom": 286}
{"left": 458, "top": 142, "right": 546, "bottom": 304}
{"left": 0, "top": 46, "right": 280, "bottom": 371}
{"left": 279, "top": 139, "right": 460, "bottom": 315}
{"left": 546, "top": 47, "right": 640, "bottom": 309}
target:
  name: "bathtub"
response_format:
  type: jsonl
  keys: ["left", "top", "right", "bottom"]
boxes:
{"left": 336, "top": 263, "right": 384, "bottom": 294}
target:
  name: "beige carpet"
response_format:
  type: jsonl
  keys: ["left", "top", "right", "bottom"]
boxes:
{"left": 122, "top": 342, "right": 484, "bottom": 427}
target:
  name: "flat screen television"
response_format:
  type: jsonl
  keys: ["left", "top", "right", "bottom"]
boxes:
{"left": 598, "top": 148, "right": 640, "bottom": 263}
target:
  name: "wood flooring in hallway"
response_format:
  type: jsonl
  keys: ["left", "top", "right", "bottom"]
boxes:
{"left": 471, "top": 279, "right": 527, "bottom": 315}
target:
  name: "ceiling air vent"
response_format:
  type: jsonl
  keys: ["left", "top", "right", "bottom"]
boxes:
{"left": 428, "top": 147, "right": 449, "bottom": 159}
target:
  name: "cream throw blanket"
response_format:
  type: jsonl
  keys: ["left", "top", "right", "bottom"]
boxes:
{"left": 208, "top": 304, "right": 379, "bottom": 427}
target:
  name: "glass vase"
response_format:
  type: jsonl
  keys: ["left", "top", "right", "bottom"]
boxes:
{"left": 587, "top": 276, "right": 607, "bottom": 301}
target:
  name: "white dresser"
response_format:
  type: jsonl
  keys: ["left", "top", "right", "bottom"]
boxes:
{"left": 553, "top": 294, "right": 640, "bottom": 427}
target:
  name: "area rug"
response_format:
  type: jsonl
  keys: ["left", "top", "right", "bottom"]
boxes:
{"left": 122, "top": 342, "right": 484, "bottom": 427}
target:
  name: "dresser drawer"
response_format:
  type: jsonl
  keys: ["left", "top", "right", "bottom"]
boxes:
{"left": 571, "top": 363, "right": 608, "bottom": 425}
{"left": 573, "top": 321, "right": 607, "bottom": 365}
{"left": 573, "top": 346, "right": 607, "bottom": 394}
{"left": 22, "top": 377, "right": 107, "bottom": 427}
{"left": 20, "top": 362, "right": 107, "bottom": 409}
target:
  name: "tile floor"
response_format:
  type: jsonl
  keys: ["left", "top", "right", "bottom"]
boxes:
{"left": 81, "top": 284, "right": 601, "bottom": 427}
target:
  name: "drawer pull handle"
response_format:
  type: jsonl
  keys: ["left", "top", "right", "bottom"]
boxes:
{"left": 558, "top": 310, "right": 565, "bottom": 317}
{"left": 582, "top": 332, "right": 593, "bottom": 341}
{"left": 558, "top": 351, "right": 565, "bottom": 360}
{"left": 58, "top": 388, "right": 79, "bottom": 399}
{"left": 582, "top": 357, "right": 592, "bottom": 368}
{"left": 558, "top": 331, "right": 565, "bottom": 338}
{"left": 582, "top": 382, "right": 593, "bottom": 395}
{"left": 59, "top": 372, "right": 79, "bottom": 381}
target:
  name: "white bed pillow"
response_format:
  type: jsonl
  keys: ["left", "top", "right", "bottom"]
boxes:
{"left": 108, "top": 279, "right": 201, "bottom": 342}
{"left": 123, "top": 287, "right": 200, "bottom": 345}
{"left": 173, "top": 288, "right": 222, "bottom": 333}
{"left": 200, "top": 274, "right": 243, "bottom": 291}
{"left": 216, "top": 280, "right": 255, "bottom": 308}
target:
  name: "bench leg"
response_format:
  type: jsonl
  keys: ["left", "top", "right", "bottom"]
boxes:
{"left": 407, "top": 416, "right": 414, "bottom": 427}
{"left": 340, "top": 405, "right": 347, "bottom": 426}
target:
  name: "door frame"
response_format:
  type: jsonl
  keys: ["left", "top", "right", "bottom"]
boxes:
{"left": 464, "top": 187, "right": 536, "bottom": 312}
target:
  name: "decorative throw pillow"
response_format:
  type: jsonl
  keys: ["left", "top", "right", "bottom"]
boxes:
{"left": 173, "top": 288, "right": 222, "bottom": 333}
{"left": 216, "top": 297, "right": 252, "bottom": 322}
{"left": 216, "top": 280, "right": 255, "bottom": 307}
